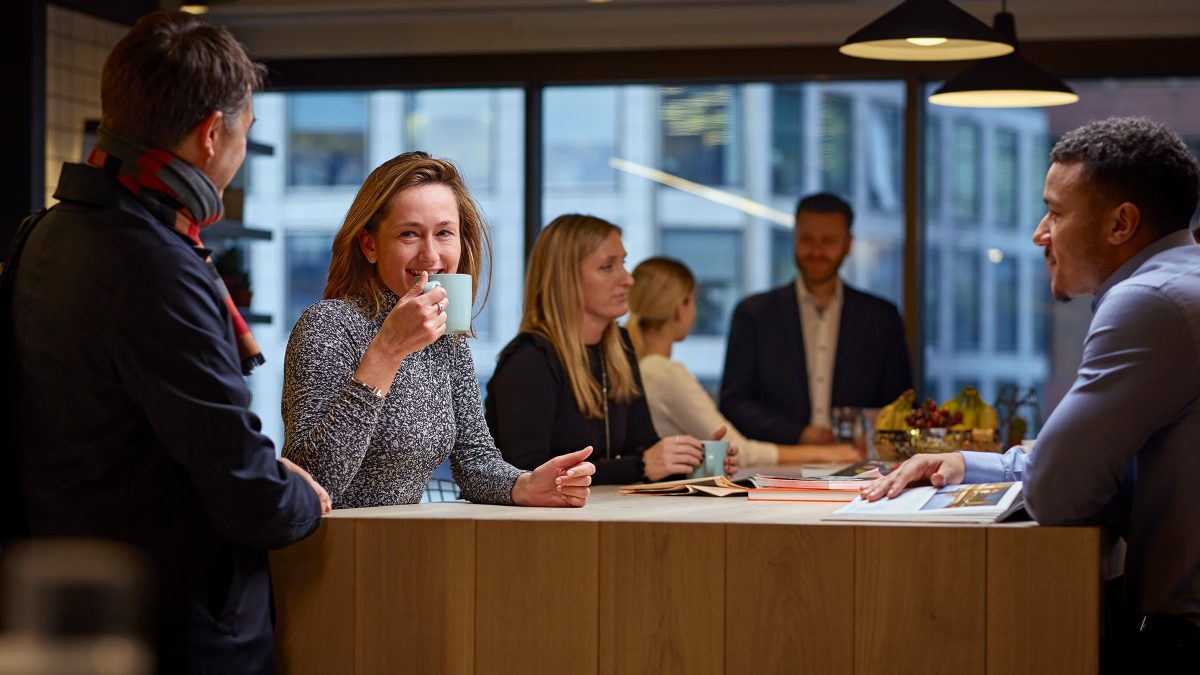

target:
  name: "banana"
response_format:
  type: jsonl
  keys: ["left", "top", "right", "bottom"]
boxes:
{"left": 946, "top": 386, "right": 998, "bottom": 430}
{"left": 877, "top": 389, "right": 916, "bottom": 431}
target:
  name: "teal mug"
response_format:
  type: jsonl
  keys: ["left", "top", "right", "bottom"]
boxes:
{"left": 422, "top": 273, "right": 471, "bottom": 335}
{"left": 688, "top": 440, "right": 729, "bottom": 479}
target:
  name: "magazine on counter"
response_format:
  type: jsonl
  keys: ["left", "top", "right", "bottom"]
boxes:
{"left": 823, "top": 482, "right": 1027, "bottom": 523}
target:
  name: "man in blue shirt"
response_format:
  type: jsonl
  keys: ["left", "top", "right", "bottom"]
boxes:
{"left": 864, "top": 117, "right": 1200, "bottom": 670}
{"left": 2, "top": 12, "right": 330, "bottom": 674}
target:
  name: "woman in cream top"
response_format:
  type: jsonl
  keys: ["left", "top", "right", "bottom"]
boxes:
{"left": 628, "top": 257, "right": 862, "bottom": 467}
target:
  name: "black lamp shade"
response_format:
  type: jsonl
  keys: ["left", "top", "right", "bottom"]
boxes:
{"left": 840, "top": 0, "right": 1015, "bottom": 61}
{"left": 929, "top": 12, "right": 1079, "bottom": 107}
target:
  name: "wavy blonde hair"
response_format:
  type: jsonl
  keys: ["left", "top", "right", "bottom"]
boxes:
{"left": 627, "top": 257, "right": 696, "bottom": 358}
{"left": 324, "top": 151, "right": 490, "bottom": 323}
{"left": 521, "top": 214, "right": 639, "bottom": 420}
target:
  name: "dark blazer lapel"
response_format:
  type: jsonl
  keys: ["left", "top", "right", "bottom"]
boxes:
{"left": 774, "top": 283, "right": 809, "bottom": 417}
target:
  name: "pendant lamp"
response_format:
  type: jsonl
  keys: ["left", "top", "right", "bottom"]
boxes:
{"left": 929, "top": 7, "right": 1078, "bottom": 107}
{"left": 180, "top": 2, "right": 210, "bottom": 14}
{"left": 840, "top": 0, "right": 1014, "bottom": 61}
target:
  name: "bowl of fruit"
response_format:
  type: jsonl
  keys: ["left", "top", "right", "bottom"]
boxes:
{"left": 873, "top": 387, "right": 1002, "bottom": 461}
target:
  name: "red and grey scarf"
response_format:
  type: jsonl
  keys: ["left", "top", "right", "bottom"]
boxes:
{"left": 88, "top": 129, "right": 265, "bottom": 375}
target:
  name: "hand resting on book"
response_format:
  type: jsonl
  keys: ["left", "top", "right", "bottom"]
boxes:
{"left": 861, "top": 452, "right": 966, "bottom": 501}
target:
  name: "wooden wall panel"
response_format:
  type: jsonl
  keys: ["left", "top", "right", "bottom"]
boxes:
{"left": 475, "top": 520, "right": 600, "bottom": 675}
{"left": 725, "top": 524, "right": 855, "bottom": 675}
{"left": 598, "top": 523, "right": 725, "bottom": 675}
{"left": 271, "top": 519, "right": 357, "bottom": 675}
{"left": 354, "top": 519, "right": 475, "bottom": 675}
{"left": 855, "top": 527, "right": 987, "bottom": 675}
{"left": 987, "top": 527, "right": 1102, "bottom": 675}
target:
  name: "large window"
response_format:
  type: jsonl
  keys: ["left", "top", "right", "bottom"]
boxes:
{"left": 868, "top": 102, "right": 903, "bottom": 213}
{"left": 951, "top": 120, "right": 981, "bottom": 225}
{"left": 994, "top": 129, "right": 1019, "bottom": 228}
{"left": 287, "top": 93, "right": 368, "bottom": 187}
{"left": 953, "top": 249, "right": 981, "bottom": 350}
{"left": 544, "top": 87, "right": 619, "bottom": 189}
{"left": 660, "top": 85, "right": 742, "bottom": 186}
{"left": 660, "top": 229, "right": 742, "bottom": 336}
{"left": 408, "top": 90, "right": 496, "bottom": 192}
{"left": 819, "top": 94, "right": 853, "bottom": 198}
{"left": 771, "top": 85, "right": 805, "bottom": 195}
{"left": 994, "top": 255, "right": 1019, "bottom": 352}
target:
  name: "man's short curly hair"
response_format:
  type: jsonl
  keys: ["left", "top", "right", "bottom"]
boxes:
{"left": 1050, "top": 116, "right": 1200, "bottom": 235}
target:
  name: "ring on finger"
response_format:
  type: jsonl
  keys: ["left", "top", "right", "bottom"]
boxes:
{"left": 437, "top": 301, "right": 446, "bottom": 312}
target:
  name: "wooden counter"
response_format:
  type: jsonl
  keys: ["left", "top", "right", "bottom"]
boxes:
{"left": 270, "top": 486, "right": 1102, "bottom": 675}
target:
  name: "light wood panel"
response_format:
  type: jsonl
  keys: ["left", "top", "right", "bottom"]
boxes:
{"left": 725, "top": 524, "right": 855, "bottom": 675}
{"left": 354, "top": 519, "right": 475, "bottom": 675}
{"left": 986, "top": 527, "right": 1102, "bottom": 675}
{"left": 599, "top": 523, "right": 725, "bottom": 675}
{"left": 271, "top": 518, "right": 356, "bottom": 675}
{"left": 475, "top": 520, "right": 600, "bottom": 675}
{"left": 855, "top": 527, "right": 987, "bottom": 675}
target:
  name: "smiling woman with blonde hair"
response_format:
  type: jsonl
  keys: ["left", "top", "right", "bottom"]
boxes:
{"left": 629, "top": 257, "right": 862, "bottom": 467}
{"left": 486, "top": 214, "right": 737, "bottom": 484}
{"left": 282, "top": 152, "right": 595, "bottom": 509}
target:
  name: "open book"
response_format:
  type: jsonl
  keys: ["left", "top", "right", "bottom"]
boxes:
{"left": 824, "top": 482, "right": 1027, "bottom": 523}
{"left": 618, "top": 475, "right": 748, "bottom": 497}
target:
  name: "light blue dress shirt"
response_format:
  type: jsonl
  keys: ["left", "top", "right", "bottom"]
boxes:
{"left": 960, "top": 229, "right": 1200, "bottom": 622}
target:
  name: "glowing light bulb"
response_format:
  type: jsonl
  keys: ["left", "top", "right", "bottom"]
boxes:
{"left": 907, "top": 37, "right": 948, "bottom": 47}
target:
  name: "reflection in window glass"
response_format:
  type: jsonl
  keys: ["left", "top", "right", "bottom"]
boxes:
{"left": 544, "top": 87, "right": 618, "bottom": 189}
{"left": 286, "top": 233, "right": 333, "bottom": 330}
{"left": 770, "top": 227, "right": 795, "bottom": 287}
{"left": 868, "top": 102, "right": 902, "bottom": 213}
{"left": 660, "top": 229, "right": 742, "bottom": 336}
{"left": 953, "top": 250, "right": 980, "bottom": 350}
{"left": 287, "top": 93, "right": 368, "bottom": 187}
{"left": 408, "top": 90, "right": 495, "bottom": 191}
{"left": 660, "top": 85, "right": 741, "bottom": 186}
{"left": 951, "top": 120, "right": 981, "bottom": 224}
{"left": 994, "top": 129, "right": 1019, "bottom": 228}
{"left": 994, "top": 256, "right": 1018, "bottom": 352}
{"left": 771, "top": 86, "right": 804, "bottom": 195}
{"left": 925, "top": 117, "right": 942, "bottom": 221}
{"left": 820, "top": 94, "right": 853, "bottom": 197}
{"left": 924, "top": 247, "right": 941, "bottom": 351}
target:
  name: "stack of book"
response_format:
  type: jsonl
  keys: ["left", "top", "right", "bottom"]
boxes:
{"left": 746, "top": 474, "right": 874, "bottom": 502}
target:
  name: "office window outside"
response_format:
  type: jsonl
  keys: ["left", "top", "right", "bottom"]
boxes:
{"left": 953, "top": 250, "right": 981, "bottom": 351}
{"left": 820, "top": 94, "right": 853, "bottom": 198}
{"left": 951, "top": 120, "right": 981, "bottom": 225}
{"left": 544, "top": 86, "right": 619, "bottom": 189}
{"left": 868, "top": 102, "right": 902, "bottom": 213}
{"left": 408, "top": 90, "right": 496, "bottom": 192}
{"left": 660, "top": 85, "right": 742, "bottom": 187}
{"left": 660, "top": 229, "right": 742, "bottom": 337}
{"left": 925, "top": 117, "right": 943, "bottom": 221}
{"left": 994, "top": 255, "right": 1018, "bottom": 353}
{"left": 770, "top": 227, "right": 795, "bottom": 287}
{"left": 287, "top": 93, "right": 368, "bottom": 188}
{"left": 771, "top": 85, "right": 804, "bottom": 195}
{"left": 994, "top": 129, "right": 1020, "bottom": 228}
{"left": 285, "top": 233, "right": 334, "bottom": 330}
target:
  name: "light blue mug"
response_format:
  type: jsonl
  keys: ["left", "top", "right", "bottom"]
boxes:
{"left": 688, "top": 440, "right": 729, "bottom": 479}
{"left": 421, "top": 273, "right": 471, "bottom": 335}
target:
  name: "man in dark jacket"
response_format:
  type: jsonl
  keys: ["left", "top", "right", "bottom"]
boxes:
{"left": 3, "top": 11, "right": 329, "bottom": 674}
{"left": 720, "top": 193, "right": 912, "bottom": 445}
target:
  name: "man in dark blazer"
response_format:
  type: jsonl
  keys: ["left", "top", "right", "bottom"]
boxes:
{"left": 2, "top": 12, "right": 329, "bottom": 674}
{"left": 720, "top": 193, "right": 912, "bottom": 445}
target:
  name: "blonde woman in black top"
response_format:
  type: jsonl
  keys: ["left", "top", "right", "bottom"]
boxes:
{"left": 486, "top": 214, "right": 738, "bottom": 484}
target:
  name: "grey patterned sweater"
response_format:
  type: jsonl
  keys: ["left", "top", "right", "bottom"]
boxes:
{"left": 282, "top": 294, "right": 524, "bottom": 509}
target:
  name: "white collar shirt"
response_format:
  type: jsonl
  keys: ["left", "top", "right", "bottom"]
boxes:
{"left": 794, "top": 276, "right": 843, "bottom": 429}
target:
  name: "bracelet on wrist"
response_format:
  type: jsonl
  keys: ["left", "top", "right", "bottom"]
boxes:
{"left": 350, "top": 375, "right": 386, "bottom": 400}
